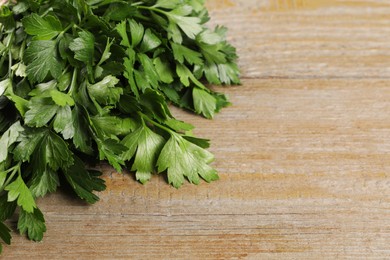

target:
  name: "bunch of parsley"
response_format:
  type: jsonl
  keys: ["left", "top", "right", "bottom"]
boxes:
{"left": 0, "top": 0, "right": 239, "bottom": 253}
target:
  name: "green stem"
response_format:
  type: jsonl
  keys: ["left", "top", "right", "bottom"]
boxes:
{"left": 8, "top": 49, "right": 12, "bottom": 78}
{"left": 40, "top": 7, "right": 54, "bottom": 17}
{"left": 59, "top": 23, "right": 73, "bottom": 38}
{"left": 5, "top": 31, "right": 14, "bottom": 78}
{"left": 19, "top": 39, "right": 26, "bottom": 61}
{"left": 139, "top": 112, "right": 174, "bottom": 134}
{"left": 68, "top": 67, "right": 78, "bottom": 96}
{"left": 137, "top": 5, "right": 169, "bottom": 16}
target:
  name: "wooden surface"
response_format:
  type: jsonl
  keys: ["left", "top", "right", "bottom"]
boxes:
{"left": 3, "top": 0, "right": 390, "bottom": 259}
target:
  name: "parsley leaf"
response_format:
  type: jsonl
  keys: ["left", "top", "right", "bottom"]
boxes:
{"left": 0, "top": 121, "right": 23, "bottom": 163}
{"left": 168, "top": 7, "right": 203, "bottom": 40}
{"left": 171, "top": 42, "right": 203, "bottom": 65}
{"left": 95, "top": 138, "right": 126, "bottom": 172}
{"left": 193, "top": 88, "right": 217, "bottom": 119}
{"left": 22, "top": 13, "right": 63, "bottom": 40}
{"left": 121, "top": 124, "right": 165, "bottom": 183}
{"left": 53, "top": 106, "right": 75, "bottom": 139}
{"left": 0, "top": 222, "right": 11, "bottom": 253}
{"left": 69, "top": 30, "right": 95, "bottom": 65}
{"left": 5, "top": 175, "right": 36, "bottom": 213}
{"left": 63, "top": 156, "right": 106, "bottom": 204}
{"left": 18, "top": 207, "right": 46, "bottom": 241}
{"left": 29, "top": 166, "right": 59, "bottom": 198}
{"left": 50, "top": 90, "right": 75, "bottom": 107}
{"left": 34, "top": 130, "right": 74, "bottom": 171}
{"left": 157, "top": 133, "right": 219, "bottom": 188}
{"left": 153, "top": 57, "right": 174, "bottom": 84}
{"left": 24, "top": 97, "right": 59, "bottom": 127}
{"left": 0, "top": 195, "right": 17, "bottom": 222}
{"left": 24, "top": 40, "right": 64, "bottom": 83}
{"left": 140, "top": 29, "right": 162, "bottom": 53}
{"left": 87, "top": 75, "right": 123, "bottom": 105}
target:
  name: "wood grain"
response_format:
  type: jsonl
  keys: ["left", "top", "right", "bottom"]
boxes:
{"left": 3, "top": 1, "right": 390, "bottom": 259}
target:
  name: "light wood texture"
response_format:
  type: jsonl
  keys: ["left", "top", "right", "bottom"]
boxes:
{"left": 3, "top": 0, "right": 390, "bottom": 259}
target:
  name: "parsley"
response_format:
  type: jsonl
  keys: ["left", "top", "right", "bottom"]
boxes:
{"left": 0, "top": 0, "right": 240, "bottom": 253}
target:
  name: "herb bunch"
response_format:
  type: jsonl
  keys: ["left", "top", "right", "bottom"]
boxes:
{"left": 0, "top": 0, "right": 239, "bottom": 252}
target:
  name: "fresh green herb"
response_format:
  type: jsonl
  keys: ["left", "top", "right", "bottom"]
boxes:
{"left": 0, "top": 0, "right": 240, "bottom": 253}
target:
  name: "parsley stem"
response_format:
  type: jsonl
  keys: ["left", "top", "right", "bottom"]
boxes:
{"left": 137, "top": 6, "right": 168, "bottom": 16}
{"left": 60, "top": 23, "right": 73, "bottom": 37}
{"left": 8, "top": 49, "right": 12, "bottom": 78}
{"left": 0, "top": 56, "right": 6, "bottom": 79}
{"left": 6, "top": 31, "right": 14, "bottom": 79}
{"left": 39, "top": 7, "right": 54, "bottom": 18}
{"left": 68, "top": 67, "right": 78, "bottom": 96}
{"left": 139, "top": 112, "right": 174, "bottom": 134}
{"left": 19, "top": 39, "right": 26, "bottom": 62}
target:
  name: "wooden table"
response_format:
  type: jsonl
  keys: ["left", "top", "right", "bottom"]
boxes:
{"left": 3, "top": 0, "right": 390, "bottom": 258}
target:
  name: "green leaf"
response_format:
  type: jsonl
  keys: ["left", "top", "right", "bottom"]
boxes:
{"left": 217, "top": 63, "right": 241, "bottom": 85}
{"left": 139, "top": 89, "right": 172, "bottom": 122}
{"left": 0, "top": 78, "right": 12, "bottom": 96}
{"left": 137, "top": 53, "right": 159, "bottom": 89}
{"left": 199, "top": 43, "right": 227, "bottom": 64}
{"left": 18, "top": 207, "right": 46, "bottom": 241}
{"left": 33, "top": 130, "right": 74, "bottom": 171}
{"left": 63, "top": 156, "right": 106, "bottom": 204}
{"left": 193, "top": 88, "right": 217, "bottom": 119}
{"left": 167, "top": 19, "right": 183, "bottom": 43}
{"left": 24, "top": 40, "right": 64, "bottom": 82}
{"left": 176, "top": 63, "right": 205, "bottom": 88}
{"left": 5, "top": 175, "right": 36, "bottom": 213}
{"left": 22, "top": 13, "right": 62, "bottom": 40}
{"left": 29, "top": 166, "right": 59, "bottom": 198}
{"left": 203, "top": 62, "right": 221, "bottom": 84}
{"left": 140, "top": 29, "right": 161, "bottom": 53}
{"left": 121, "top": 125, "right": 165, "bottom": 184}
{"left": 87, "top": 75, "right": 123, "bottom": 105}
{"left": 168, "top": 11, "right": 202, "bottom": 40}
{"left": 103, "top": 2, "right": 136, "bottom": 21}
{"left": 50, "top": 89, "right": 75, "bottom": 107}
{"left": 129, "top": 19, "right": 144, "bottom": 47}
{"left": 115, "top": 20, "right": 130, "bottom": 48}
{"left": 157, "top": 133, "right": 218, "bottom": 188}
{"left": 97, "top": 38, "right": 114, "bottom": 66}
{"left": 153, "top": 57, "right": 174, "bottom": 84}
{"left": 11, "top": 63, "right": 27, "bottom": 78}
{"left": 69, "top": 30, "right": 95, "bottom": 65}
{"left": 14, "top": 128, "right": 74, "bottom": 170}
{"left": 0, "top": 121, "right": 24, "bottom": 163}
{"left": 0, "top": 195, "right": 17, "bottom": 222}
{"left": 53, "top": 106, "right": 75, "bottom": 140}
{"left": 171, "top": 42, "right": 203, "bottom": 65}
{"left": 123, "top": 50, "right": 139, "bottom": 97}
{"left": 57, "top": 72, "right": 72, "bottom": 91}
{"left": 96, "top": 138, "right": 127, "bottom": 172}
{"left": 72, "top": 105, "right": 94, "bottom": 154}
{"left": 91, "top": 116, "right": 135, "bottom": 138}
{"left": 25, "top": 97, "right": 59, "bottom": 127}
{"left": 0, "top": 6, "right": 15, "bottom": 30}
{"left": 13, "top": 128, "right": 46, "bottom": 162}
{"left": 28, "top": 80, "right": 57, "bottom": 97}
{"left": 0, "top": 222, "right": 11, "bottom": 248}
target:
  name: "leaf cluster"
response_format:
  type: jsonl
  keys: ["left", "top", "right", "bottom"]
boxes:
{"left": 0, "top": 0, "right": 240, "bottom": 252}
